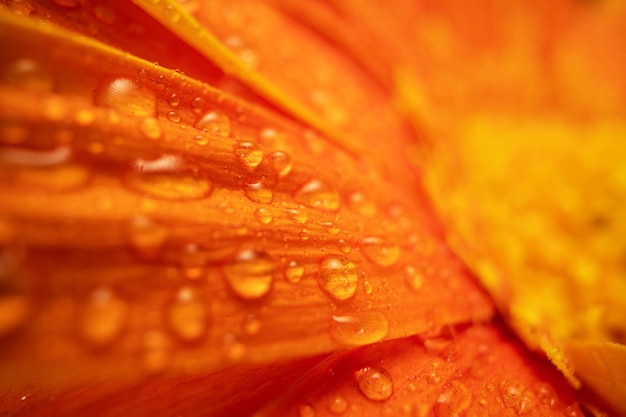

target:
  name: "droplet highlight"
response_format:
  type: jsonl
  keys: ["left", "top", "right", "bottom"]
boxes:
{"left": 222, "top": 248, "right": 274, "bottom": 299}
{"left": 196, "top": 111, "right": 231, "bottom": 137}
{"left": 318, "top": 255, "right": 358, "bottom": 300}
{"left": 94, "top": 76, "right": 155, "bottom": 117}
{"left": 330, "top": 312, "right": 389, "bottom": 346}
{"left": 234, "top": 141, "right": 264, "bottom": 168}
{"left": 355, "top": 366, "right": 394, "bottom": 402}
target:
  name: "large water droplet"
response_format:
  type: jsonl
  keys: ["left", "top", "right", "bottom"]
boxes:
{"left": 355, "top": 366, "right": 394, "bottom": 401}
{"left": 2, "top": 59, "right": 53, "bottom": 92}
{"left": 196, "top": 111, "right": 231, "bottom": 137}
{"left": 0, "top": 294, "right": 29, "bottom": 338}
{"left": 266, "top": 151, "right": 292, "bottom": 177}
{"left": 294, "top": 179, "right": 339, "bottom": 212}
{"left": 234, "top": 141, "right": 264, "bottom": 168}
{"left": 222, "top": 248, "right": 274, "bottom": 299}
{"left": 284, "top": 260, "right": 304, "bottom": 283}
{"left": 126, "top": 216, "right": 170, "bottom": 260}
{"left": 168, "top": 287, "right": 207, "bottom": 342}
{"left": 80, "top": 288, "right": 127, "bottom": 347}
{"left": 500, "top": 380, "right": 534, "bottom": 415}
{"left": 244, "top": 180, "right": 273, "bottom": 204}
{"left": 328, "top": 395, "right": 348, "bottom": 414}
{"left": 298, "top": 404, "right": 316, "bottom": 417}
{"left": 94, "top": 76, "right": 155, "bottom": 117}
{"left": 318, "top": 255, "right": 358, "bottom": 300}
{"left": 124, "top": 154, "right": 212, "bottom": 200}
{"left": 359, "top": 237, "right": 400, "bottom": 267}
{"left": 534, "top": 382, "right": 558, "bottom": 409}
{"left": 329, "top": 312, "right": 389, "bottom": 346}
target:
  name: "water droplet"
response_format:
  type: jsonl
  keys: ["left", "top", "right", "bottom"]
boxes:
{"left": 298, "top": 404, "right": 316, "bottom": 417}
{"left": 500, "top": 380, "right": 534, "bottom": 415}
{"left": 0, "top": 124, "right": 29, "bottom": 145}
{"left": 534, "top": 382, "right": 558, "bottom": 409}
{"left": 242, "top": 314, "right": 261, "bottom": 336}
{"left": 360, "top": 237, "right": 400, "bottom": 267}
{"left": 318, "top": 255, "right": 358, "bottom": 300}
{"left": 404, "top": 265, "right": 423, "bottom": 291}
{"left": 167, "top": 93, "right": 180, "bottom": 107}
{"left": 222, "top": 248, "right": 274, "bottom": 299}
{"left": 363, "top": 280, "right": 373, "bottom": 295}
{"left": 234, "top": 141, "right": 264, "bottom": 168}
{"left": 224, "top": 36, "right": 259, "bottom": 70}
{"left": 127, "top": 216, "right": 170, "bottom": 260}
{"left": 330, "top": 312, "right": 389, "bottom": 346}
{"left": 298, "top": 229, "right": 310, "bottom": 241}
{"left": 0, "top": 295, "right": 29, "bottom": 338}
{"left": 2, "top": 59, "right": 53, "bottom": 92}
{"left": 94, "top": 76, "right": 155, "bottom": 117}
{"left": 563, "top": 404, "right": 584, "bottom": 417}
{"left": 338, "top": 239, "right": 351, "bottom": 254}
{"left": 163, "top": 4, "right": 180, "bottom": 22}
{"left": 355, "top": 366, "right": 394, "bottom": 402}
{"left": 42, "top": 95, "right": 68, "bottom": 122}
{"left": 138, "top": 117, "right": 162, "bottom": 140}
{"left": 254, "top": 207, "right": 272, "bottom": 225}
{"left": 191, "top": 97, "right": 205, "bottom": 114}
{"left": 328, "top": 395, "right": 348, "bottom": 414}
{"left": 266, "top": 151, "right": 292, "bottom": 177}
{"left": 294, "top": 179, "right": 339, "bottom": 212}
{"left": 348, "top": 191, "right": 377, "bottom": 217}
{"left": 196, "top": 111, "right": 231, "bottom": 137}
{"left": 434, "top": 381, "right": 472, "bottom": 417}
{"left": 143, "top": 330, "right": 171, "bottom": 373}
{"left": 80, "top": 288, "right": 127, "bottom": 346}
{"left": 178, "top": 243, "right": 207, "bottom": 279}
{"left": 284, "top": 260, "right": 304, "bottom": 283}
{"left": 193, "top": 134, "right": 208, "bottom": 146}
{"left": 168, "top": 287, "right": 207, "bottom": 342}
{"left": 284, "top": 208, "right": 307, "bottom": 224}
{"left": 74, "top": 109, "right": 95, "bottom": 126}
{"left": 166, "top": 111, "right": 181, "bottom": 123}
{"left": 223, "top": 334, "right": 246, "bottom": 362}
{"left": 244, "top": 181, "right": 273, "bottom": 204}
{"left": 124, "top": 154, "right": 213, "bottom": 200}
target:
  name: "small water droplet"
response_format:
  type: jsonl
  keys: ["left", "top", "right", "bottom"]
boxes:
{"left": 284, "top": 260, "right": 304, "bottom": 283}
{"left": 328, "top": 395, "right": 348, "bottom": 414}
{"left": 127, "top": 216, "right": 170, "bottom": 260}
{"left": 298, "top": 229, "right": 310, "bottom": 241}
{"left": 266, "top": 151, "right": 292, "bottom": 177}
{"left": 80, "top": 288, "right": 127, "bottom": 346}
{"left": 143, "top": 330, "right": 171, "bottom": 373}
{"left": 94, "top": 76, "right": 155, "bottom": 117}
{"left": 254, "top": 207, "right": 272, "bottom": 225}
{"left": 563, "top": 404, "right": 584, "bottom": 417}
{"left": 193, "top": 134, "right": 208, "bottom": 146}
{"left": 355, "top": 366, "right": 394, "bottom": 402}
{"left": 168, "top": 287, "right": 207, "bottom": 342}
{"left": 191, "top": 97, "right": 205, "bottom": 114}
{"left": 348, "top": 191, "right": 377, "bottom": 217}
{"left": 534, "top": 382, "right": 558, "bottom": 409}
{"left": 222, "top": 248, "right": 274, "bottom": 299}
{"left": 360, "top": 237, "right": 400, "bottom": 267}
{"left": 138, "top": 117, "right": 162, "bottom": 140}
{"left": 363, "top": 280, "right": 373, "bottom": 295}
{"left": 500, "top": 380, "right": 534, "bottom": 415}
{"left": 338, "top": 239, "right": 351, "bottom": 254}
{"left": 178, "top": 243, "right": 207, "bottom": 279}
{"left": 234, "top": 141, "right": 264, "bottom": 168}
{"left": 124, "top": 154, "right": 213, "bottom": 200}
{"left": 404, "top": 265, "right": 423, "bottom": 291}
{"left": 284, "top": 208, "right": 307, "bottom": 224}
{"left": 0, "top": 294, "right": 29, "bottom": 338}
{"left": 242, "top": 314, "right": 261, "bottom": 336}
{"left": 74, "top": 109, "right": 95, "bottom": 126}
{"left": 329, "top": 312, "right": 389, "bottom": 346}
{"left": 434, "top": 381, "right": 472, "bottom": 417}
{"left": 167, "top": 93, "right": 180, "bottom": 107}
{"left": 244, "top": 181, "right": 273, "bottom": 204}
{"left": 41, "top": 95, "right": 68, "bottom": 122}
{"left": 163, "top": 4, "right": 180, "bottom": 22}
{"left": 298, "top": 404, "right": 316, "bottom": 417}
{"left": 2, "top": 59, "right": 53, "bottom": 92}
{"left": 196, "top": 111, "right": 231, "bottom": 137}
{"left": 166, "top": 111, "right": 181, "bottom": 123}
{"left": 223, "top": 334, "right": 246, "bottom": 362}
{"left": 294, "top": 179, "right": 339, "bottom": 212}
{"left": 318, "top": 255, "right": 358, "bottom": 300}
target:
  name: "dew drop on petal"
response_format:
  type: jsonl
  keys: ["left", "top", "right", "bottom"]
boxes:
{"left": 347, "top": 191, "right": 377, "bottom": 217}
{"left": 196, "top": 111, "right": 231, "bottom": 137}
{"left": 244, "top": 181, "right": 273, "bottom": 204}
{"left": 124, "top": 154, "right": 212, "bottom": 200}
{"left": 80, "top": 288, "right": 127, "bottom": 347}
{"left": 234, "top": 141, "right": 264, "bottom": 168}
{"left": 299, "top": 404, "right": 316, "bottom": 417}
{"left": 355, "top": 366, "right": 394, "bottom": 402}
{"left": 178, "top": 243, "right": 207, "bottom": 279}
{"left": 534, "top": 382, "right": 558, "bottom": 409}
{"left": 168, "top": 287, "right": 207, "bottom": 342}
{"left": 143, "top": 330, "right": 171, "bottom": 373}
{"left": 94, "top": 76, "right": 155, "bottom": 117}
{"left": 500, "top": 380, "right": 534, "bottom": 415}
{"left": 222, "top": 248, "right": 274, "bottom": 299}
{"left": 434, "top": 381, "right": 472, "bottom": 417}
{"left": 193, "top": 134, "right": 208, "bottom": 146}
{"left": 360, "top": 236, "right": 400, "bottom": 267}
{"left": 191, "top": 97, "right": 205, "bottom": 114}
{"left": 254, "top": 207, "right": 272, "bottom": 225}
{"left": 329, "top": 312, "right": 389, "bottom": 346}
{"left": 266, "top": 151, "right": 292, "bottom": 177}
{"left": 2, "top": 59, "right": 53, "bottom": 92}
{"left": 318, "top": 255, "right": 358, "bottom": 300}
{"left": 167, "top": 93, "right": 180, "bottom": 107}
{"left": 242, "top": 314, "right": 261, "bottom": 336}
{"left": 126, "top": 216, "right": 170, "bottom": 260}
{"left": 404, "top": 265, "right": 423, "bottom": 291}
{"left": 284, "top": 260, "right": 304, "bottom": 283}
{"left": 284, "top": 208, "right": 307, "bottom": 224}
{"left": 0, "top": 294, "right": 29, "bottom": 338}
{"left": 294, "top": 179, "right": 340, "bottom": 212}
{"left": 338, "top": 239, "right": 351, "bottom": 254}
{"left": 328, "top": 395, "right": 348, "bottom": 414}
{"left": 166, "top": 111, "right": 181, "bottom": 123}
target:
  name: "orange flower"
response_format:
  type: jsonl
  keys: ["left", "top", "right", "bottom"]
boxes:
{"left": 0, "top": 1, "right": 623, "bottom": 416}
